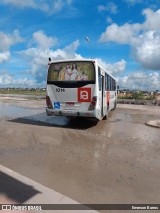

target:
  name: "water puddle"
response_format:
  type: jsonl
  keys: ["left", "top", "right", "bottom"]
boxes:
{"left": 0, "top": 102, "right": 70, "bottom": 126}
{"left": 0, "top": 102, "right": 43, "bottom": 119}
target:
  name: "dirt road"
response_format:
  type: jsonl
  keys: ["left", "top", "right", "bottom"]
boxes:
{"left": 0, "top": 97, "right": 160, "bottom": 211}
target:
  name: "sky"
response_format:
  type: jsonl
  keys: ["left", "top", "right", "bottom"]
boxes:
{"left": 0, "top": 0, "right": 160, "bottom": 90}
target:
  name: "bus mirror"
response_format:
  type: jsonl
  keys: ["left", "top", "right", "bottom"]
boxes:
{"left": 117, "top": 85, "right": 119, "bottom": 90}
{"left": 48, "top": 57, "right": 52, "bottom": 66}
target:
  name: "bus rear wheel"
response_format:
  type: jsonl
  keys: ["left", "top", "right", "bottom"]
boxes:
{"left": 102, "top": 114, "right": 107, "bottom": 120}
{"left": 113, "top": 102, "right": 117, "bottom": 110}
{"left": 103, "top": 109, "right": 108, "bottom": 120}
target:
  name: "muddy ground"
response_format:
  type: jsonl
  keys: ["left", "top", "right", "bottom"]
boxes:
{"left": 0, "top": 97, "right": 160, "bottom": 212}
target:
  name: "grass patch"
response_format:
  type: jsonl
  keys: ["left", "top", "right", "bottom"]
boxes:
{"left": 0, "top": 89, "right": 46, "bottom": 96}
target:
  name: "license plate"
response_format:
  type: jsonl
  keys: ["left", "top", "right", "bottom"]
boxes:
{"left": 66, "top": 102, "right": 75, "bottom": 106}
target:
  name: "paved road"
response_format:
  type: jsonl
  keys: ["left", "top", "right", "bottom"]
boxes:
{"left": 0, "top": 98, "right": 160, "bottom": 212}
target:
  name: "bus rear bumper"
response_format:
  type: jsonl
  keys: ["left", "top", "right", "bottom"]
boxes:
{"left": 46, "top": 107, "right": 98, "bottom": 119}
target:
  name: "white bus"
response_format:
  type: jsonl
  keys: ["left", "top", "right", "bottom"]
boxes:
{"left": 46, "top": 59, "right": 117, "bottom": 121}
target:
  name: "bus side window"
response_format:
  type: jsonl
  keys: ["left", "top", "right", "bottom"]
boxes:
{"left": 110, "top": 78, "right": 113, "bottom": 91}
{"left": 113, "top": 80, "right": 116, "bottom": 91}
{"left": 112, "top": 78, "right": 114, "bottom": 91}
{"left": 107, "top": 75, "right": 110, "bottom": 90}
{"left": 105, "top": 74, "right": 107, "bottom": 90}
{"left": 110, "top": 77, "right": 112, "bottom": 91}
{"left": 98, "top": 67, "right": 101, "bottom": 91}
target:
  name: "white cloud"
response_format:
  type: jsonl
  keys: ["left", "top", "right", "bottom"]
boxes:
{"left": 1, "top": 0, "right": 36, "bottom": 8}
{"left": 14, "top": 78, "right": 37, "bottom": 87}
{"left": 0, "top": 72, "right": 41, "bottom": 87}
{"left": 108, "top": 59, "right": 127, "bottom": 75}
{"left": 134, "top": 31, "right": 160, "bottom": 70}
{"left": 98, "top": 2, "right": 118, "bottom": 14}
{"left": 123, "top": 0, "right": 143, "bottom": 5}
{"left": 99, "top": 9, "right": 160, "bottom": 70}
{"left": 1, "top": 0, "right": 73, "bottom": 14}
{"left": 19, "top": 31, "right": 58, "bottom": 74}
{"left": 123, "top": 0, "right": 159, "bottom": 9}
{"left": 19, "top": 31, "right": 81, "bottom": 83}
{"left": 143, "top": 9, "right": 160, "bottom": 31}
{"left": 47, "top": 40, "right": 82, "bottom": 61}
{"left": 33, "top": 31, "right": 57, "bottom": 50}
{"left": 0, "top": 73, "right": 13, "bottom": 85}
{"left": 0, "top": 30, "right": 23, "bottom": 64}
{"left": 96, "top": 58, "right": 127, "bottom": 75}
{"left": 118, "top": 72, "right": 160, "bottom": 90}
{"left": 22, "top": 31, "right": 80, "bottom": 64}
{"left": 98, "top": 5, "right": 106, "bottom": 12}
{"left": 0, "top": 30, "right": 23, "bottom": 51}
{"left": 99, "top": 23, "right": 141, "bottom": 44}
{"left": 106, "top": 16, "right": 113, "bottom": 24}
{"left": 0, "top": 51, "right": 10, "bottom": 63}
{"left": 99, "top": 8, "right": 160, "bottom": 44}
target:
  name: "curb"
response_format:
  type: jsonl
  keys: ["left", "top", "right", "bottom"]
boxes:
{"left": 145, "top": 120, "right": 160, "bottom": 128}
{"left": 0, "top": 165, "right": 98, "bottom": 213}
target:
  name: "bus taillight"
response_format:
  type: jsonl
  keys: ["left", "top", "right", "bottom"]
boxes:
{"left": 88, "top": 96, "right": 97, "bottom": 110}
{"left": 46, "top": 95, "right": 53, "bottom": 109}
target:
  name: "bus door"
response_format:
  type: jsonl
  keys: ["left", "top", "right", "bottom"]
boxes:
{"left": 101, "top": 75, "right": 105, "bottom": 117}
{"left": 98, "top": 68, "right": 106, "bottom": 118}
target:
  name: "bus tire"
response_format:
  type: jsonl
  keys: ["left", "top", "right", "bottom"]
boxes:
{"left": 113, "top": 102, "right": 117, "bottom": 110}
{"left": 103, "top": 109, "right": 108, "bottom": 120}
{"left": 103, "top": 114, "right": 107, "bottom": 120}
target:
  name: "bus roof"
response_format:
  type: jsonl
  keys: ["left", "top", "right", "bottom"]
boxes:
{"left": 49, "top": 58, "right": 95, "bottom": 63}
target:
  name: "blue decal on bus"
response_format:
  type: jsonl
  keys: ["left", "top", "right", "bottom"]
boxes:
{"left": 54, "top": 102, "right": 60, "bottom": 109}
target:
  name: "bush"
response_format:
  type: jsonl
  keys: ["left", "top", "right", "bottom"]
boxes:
{"left": 132, "top": 92, "right": 144, "bottom": 100}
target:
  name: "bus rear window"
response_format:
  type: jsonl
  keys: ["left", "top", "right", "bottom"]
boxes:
{"left": 48, "top": 61, "right": 95, "bottom": 82}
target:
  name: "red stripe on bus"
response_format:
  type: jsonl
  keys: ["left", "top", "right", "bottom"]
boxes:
{"left": 107, "top": 91, "right": 110, "bottom": 104}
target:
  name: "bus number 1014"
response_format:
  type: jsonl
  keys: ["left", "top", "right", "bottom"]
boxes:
{"left": 56, "top": 88, "right": 65, "bottom": 92}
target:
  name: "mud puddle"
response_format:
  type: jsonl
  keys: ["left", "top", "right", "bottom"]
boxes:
{"left": 0, "top": 102, "right": 43, "bottom": 118}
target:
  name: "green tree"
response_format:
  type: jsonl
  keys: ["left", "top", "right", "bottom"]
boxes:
{"left": 132, "top": 92, "right": 144, "bottom": 100}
